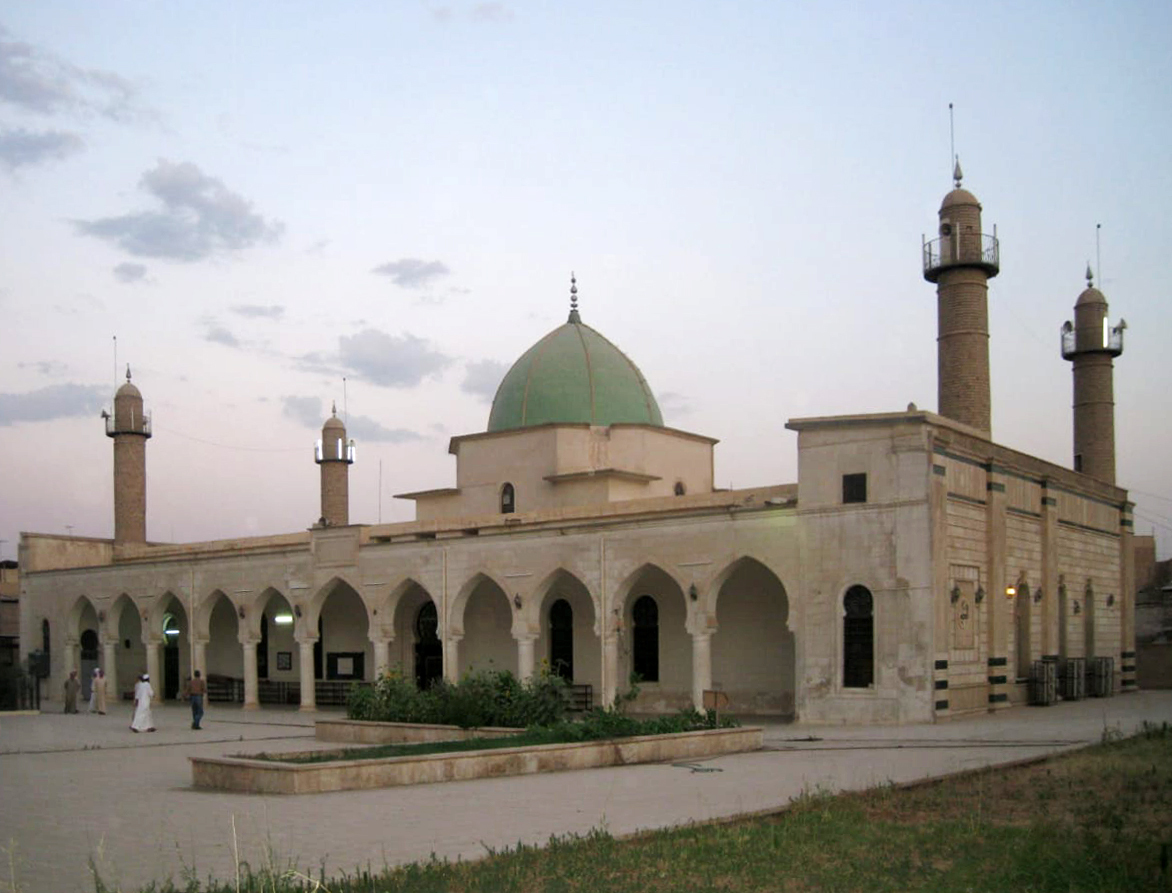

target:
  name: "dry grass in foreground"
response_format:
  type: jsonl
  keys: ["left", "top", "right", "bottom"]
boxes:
{"left": 106, "top": 721, "right": 1172, "bottom": 893}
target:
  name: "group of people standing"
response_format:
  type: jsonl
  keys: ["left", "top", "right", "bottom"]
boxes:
{"left": 62, "top": 667, "right": 206, "bottom": 732}
{"left": 62, "top": 667, "right": 107, "bottom": 714}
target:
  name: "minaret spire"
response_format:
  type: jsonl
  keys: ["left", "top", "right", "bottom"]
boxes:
{"left": 568, "top": 272, "right": 580, "bottom": 323}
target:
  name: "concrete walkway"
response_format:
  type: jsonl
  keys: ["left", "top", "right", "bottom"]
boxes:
{"left": 1, "top": 692, "right": 1170, "bottom": 893}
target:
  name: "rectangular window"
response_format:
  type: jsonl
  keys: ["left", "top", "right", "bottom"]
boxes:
{"left": 842, "top": 473, "right": 867, "bottom": 504}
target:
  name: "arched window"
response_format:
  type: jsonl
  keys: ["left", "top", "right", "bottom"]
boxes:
{"left": 549, "top": 599, "right": 573, "bottom": 680}
{"left": 80, "top": 628, "right": 99, "bottom": 660}
{"left": 500, "top": 483, "right": 515, "bottom": 514}
{"left": 842, "top": 585, "right": 874, "bottom": 688}
{"left": 258, "top": 613, "right": 269, "bottom": 679}
{"left": 1015, "top": 581, "right": 1031, "bottom": 681}
{"left": 42, "top": 619, "right": 50, "bottom": 654}
{"left": 632, "top": 595, "right": 659, "bottom": 682}
{"left": 414, "top": 602, "right": 442, "bottom": 689}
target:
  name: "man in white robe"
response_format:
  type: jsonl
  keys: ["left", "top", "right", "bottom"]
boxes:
{"left": 130, "top": 673, "right": 156, "bottom": 732}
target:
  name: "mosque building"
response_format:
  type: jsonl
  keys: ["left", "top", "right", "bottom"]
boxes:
{"left": 18, "top": 169, "right": 1136, "bottom": 722}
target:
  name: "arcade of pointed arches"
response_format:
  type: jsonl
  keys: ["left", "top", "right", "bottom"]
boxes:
{"left": 57, "top": 556, "right": 809, "bottom": 715}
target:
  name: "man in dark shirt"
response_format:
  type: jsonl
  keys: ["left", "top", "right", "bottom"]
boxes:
{"left": 189, "top": 669, "right": 207, "bottom": 730}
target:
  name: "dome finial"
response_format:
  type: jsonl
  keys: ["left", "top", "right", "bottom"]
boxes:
{"left": 1085, "top": 263, "right": 1094, "bottom": 288}
{"left": 125, "top": 364, "right": 132, "bottom": 382}
{"left": 952, "top": 156, "right": 963, "bottom": 188}
{"left": 331, "top": 400, "right": 337, "bottom": 417}
{"left": 568, "top": 272, "right": 580, "bottom": 323}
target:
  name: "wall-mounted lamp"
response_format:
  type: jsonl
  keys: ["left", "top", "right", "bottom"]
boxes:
{"left": 1107, "top": 593, "right": 1115, "bottom": 607}
{"left": 98, "top": 610, "right": 106, "bottom": 623}
{"left": 294, "top": 604, "right": 303, "bottom": 618}
{"left": 1033, "top": 588, "right": 1043, "bottom": 604}
{"left": 238, "top": 606, "right": 246, "bottom": 619}
{"left": 1005, "top": 586, "right": 1017, "bottom": 599}
{"left": 1073, "top": 599, "right": 1081, "bottom": 615}
{"left": 974, "top": 587, "right": 985, "bottom": 604}
{"left": 950, "top": 585, "right": 961, "bottom": 605}
{"left": 513, "top": 594, "right": 523, "bottom": 610}
{"left": 689, "top": 584, "right": 699, "bottom": 602}
{"left": 140, "top": 610, "right": 148, "bottom": 621}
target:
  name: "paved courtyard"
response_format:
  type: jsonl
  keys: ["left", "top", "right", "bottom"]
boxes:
{"left": 2, "top": 691, "right": 1170, "bottom": 892}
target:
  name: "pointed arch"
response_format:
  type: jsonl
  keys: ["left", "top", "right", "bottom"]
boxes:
{"left": 613, "top": 562, "right": 689, "bottom": 708}
{"left": 449, "top": 571, "right": 511, "bottom": 637}
{"left": 66, "top": 594, "right": 99, "bottom": 640}
{"left": 711, "top": 555, "right": 795, "bottom": 716}
{"left": 305, "top": 574, "right": 369, "bottom": 631}
{"left": 534, "top": 568, "right": 599, "bottom": 688}
{"left": 705, "top": 555, "right": 790, "bottom": 620}
{"left": 453, "top": 572, "right": 515, "bottom": 676}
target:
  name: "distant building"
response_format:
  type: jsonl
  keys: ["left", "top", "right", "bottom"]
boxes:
{"left": 19, "top": 168, "right": 1137, "bottom": 720}
{"left": 0, "top": 561, "right": 18, "bottom": 668}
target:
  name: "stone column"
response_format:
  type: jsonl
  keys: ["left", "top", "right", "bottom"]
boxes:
{"left": 192, "top": 638, "right": 208, "bottom": 678}
{"left": 144, "top": 639, "right": 162, "bottom": 704}
{"left": 102, "top": 638, "right": 118, "bottom": 692}
{"left": 297, "top": 637, "right": 317, "bottom": 710}
{"left": 369, "top": 634, "right": 392, "bottom": 679}
{"left": 691, "top": 631, "right": 713, "bottom": 712}
{"left": 239, "top": 636, "right": 259, "bottom": 709}
{"left": 602, "top": 634, "right": 619, "bottom": 708}
{"left": 516, "top": 635, "right": 537, "bottom": 681}
{"left": 1040, "top": 482, "right": 1060, "bottom": 663}
{"left": 443, "top": 635, "right": 462, "bottom": 683}
{"left": 1120, "top": 502, "right": 1136, "bottom": 692}
{"left": 985, "top": 464, "right": 1009, "bottom": 710}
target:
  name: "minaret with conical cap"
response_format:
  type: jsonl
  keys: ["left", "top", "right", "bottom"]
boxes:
{"left": 1061, "top": 265, "right": 1125, "bottom": 483}
{"left": 315, "top": 403, "right": 354, "bottom": 526}
{"left": 923, "top": 159, "right": 1000, "bottom": 435}
{"left": 105, "top": 365, "right": 151, "bottom": 544}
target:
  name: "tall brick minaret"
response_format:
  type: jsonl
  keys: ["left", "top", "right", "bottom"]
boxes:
{"left": 315, "top": 403, "right": 354, "bottom": 526}
{"left": 1061, "top": 266, "right": 1125, "bottom": 483}
{"left": 105, "top": 365, "right": 151, "bottom": 544}
{"left": 923, "top": 160, "right": 1000, "bottom": 436}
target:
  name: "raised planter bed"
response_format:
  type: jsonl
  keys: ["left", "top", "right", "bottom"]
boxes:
{"left": 315, "top": 718, "right": 523, "bottom": 745}
{"left": 190, "top": 726, "right": 763, "bottom": 794}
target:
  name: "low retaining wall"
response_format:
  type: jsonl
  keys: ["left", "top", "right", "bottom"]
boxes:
{"left": 191, "top": 726, "right": 763, "bottom": 794}
{"left": 315, "top": 719, "right": 523, "bottom": 745}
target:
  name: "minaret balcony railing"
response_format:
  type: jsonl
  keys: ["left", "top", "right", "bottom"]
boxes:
{"left": 105, "top": 412, "right": 152, "bottom": 437}
{"left": 1060, "top": 319, "right": 1125, "bottom": 360}
{"left": 922, "top": 232, "right": 1000, "bottom": 281}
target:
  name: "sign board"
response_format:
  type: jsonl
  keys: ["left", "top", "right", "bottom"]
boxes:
{"left": 702, "top": 689, "right": 729, "bottom": 710}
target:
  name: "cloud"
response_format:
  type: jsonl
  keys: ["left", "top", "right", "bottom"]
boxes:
{"left": 371, "top": 258, "right": 451, "bottom": 289}
{"left": 461, "top": 359, "right": 506, "bottom": 400}
{"left": 282, "top": 394, "right": 422, "bottom": 443}
{"left": 282, "top": 395, "right": 323, "bottom": 427}
{"left": 338, "top": 328, "right": 451, "bottom": 387}
{"left": 202, "top": 319, "right": 240, "bottom": 347}
{"left": 0, "top": 27, "right": 149, "bottom": 122}
{"left": 17, "top": 360, "right": 68, "bottom": 376}
{"left": 0, "top": 127, "right": 84, "bottom": 169}
{"left": 471, "top": 4, "right": 515, "bottom": 22}
{"left": 73, "top": 159, "right": 283, "bottom": 262}
{"left": 231, "top": 304, "right": 284, "bottom": 320}
{"left": 113, "top": 262, "right": 147, "bottom": 283}
{"left": 657, "top": 390, "right": 691, "bottom": 417}
{"left": 0, "top": 382, "right": 108, "bottom": 426}
{"left": 346, "top": 414, "right": 423, "bottom": 443}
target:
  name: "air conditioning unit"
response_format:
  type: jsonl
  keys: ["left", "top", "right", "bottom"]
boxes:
{"left": 1088, "top": 656, "right": 1114, "bottom": 698}
{"left": 1061, "top": 657, "right": 1086, "bottom": 700}
{"left": 1028, "top": 660, "right": 1057, "bottom": 706}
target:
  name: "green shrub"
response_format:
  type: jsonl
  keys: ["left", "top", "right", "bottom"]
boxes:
{"left": 347, "top": 666, "right": 568, "bottom": 729}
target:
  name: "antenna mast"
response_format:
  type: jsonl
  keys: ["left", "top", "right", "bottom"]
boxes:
{"left": 949, "top": 102, "right": 955, "bottom": 173}
{"left": 113, "top": 335, "right": 118, "bottom": 397}
{"left": 343, "top": 377, "right": 348, "bottom": 424}
{"left": 1096, "top": 223, "right": 1102, "bottom": 288}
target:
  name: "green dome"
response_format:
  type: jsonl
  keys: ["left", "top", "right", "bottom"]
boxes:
{"left": 488, "top": 310, "right": 664, "bottom": 432}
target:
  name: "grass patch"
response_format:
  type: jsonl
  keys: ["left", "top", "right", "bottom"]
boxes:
{"left": 252, "top": 710, "right": 735, "bottom": 764}
{"left": 112, "top": 721, "right": 1172, "bottom": 892}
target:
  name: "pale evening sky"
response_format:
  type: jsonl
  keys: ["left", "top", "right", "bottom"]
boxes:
{"left": 2, "top": 1, "right": 1170, "bottom": 559}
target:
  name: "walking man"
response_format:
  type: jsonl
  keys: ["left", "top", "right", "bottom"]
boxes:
{"left": 63, "top": 670, "right": 81, "bottom": 713}
{"left": 189, "top": 669, "right": 206, "bottom": 730}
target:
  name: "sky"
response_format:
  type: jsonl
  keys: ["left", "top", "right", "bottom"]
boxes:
{"left": 2, "top": 1, "right": 1171, "bottom": 560}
